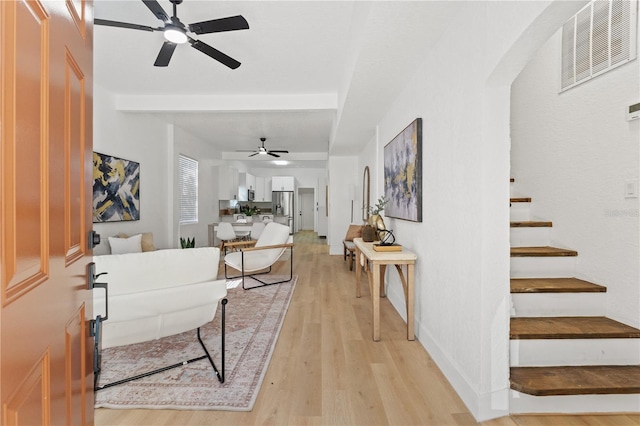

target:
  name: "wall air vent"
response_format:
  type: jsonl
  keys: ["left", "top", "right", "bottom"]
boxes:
{"left": 561, "top": 0, "right": 638, "bottom": 92}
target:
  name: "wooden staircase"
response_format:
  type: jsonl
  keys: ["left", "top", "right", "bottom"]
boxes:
{"left": 509, "top": 180, "right": 640, "bottom": 414}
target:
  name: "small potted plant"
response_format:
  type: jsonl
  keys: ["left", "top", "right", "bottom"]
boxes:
{"left": 180, "top": 237, "right": 195, "bottom": 248}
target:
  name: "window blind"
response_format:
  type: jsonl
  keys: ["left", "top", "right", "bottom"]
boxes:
{"left": 179, "top": 154, "right": 198, "bottom": 224}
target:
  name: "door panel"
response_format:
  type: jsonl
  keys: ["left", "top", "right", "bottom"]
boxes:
{"left": 1, "top": 0, "right": 94, "bottom": 424}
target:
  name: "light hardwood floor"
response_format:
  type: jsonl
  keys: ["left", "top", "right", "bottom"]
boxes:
{"left": 96, "top": 231, "right": 640, "bottom": 425}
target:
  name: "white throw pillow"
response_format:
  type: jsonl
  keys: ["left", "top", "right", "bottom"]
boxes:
{"left": 109, "top": 234, "right": 142, "bottom": 255}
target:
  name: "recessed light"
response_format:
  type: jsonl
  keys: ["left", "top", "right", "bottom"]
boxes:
{"left": 273, "top": 160, "right": 288, "bottom": 166}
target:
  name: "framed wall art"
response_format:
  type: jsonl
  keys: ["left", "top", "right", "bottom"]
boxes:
{"left": 383, "top": 118, "right": 422, "bottom": 222}
{"left": 93, "top": 152, "right": 140, "bottom": 222}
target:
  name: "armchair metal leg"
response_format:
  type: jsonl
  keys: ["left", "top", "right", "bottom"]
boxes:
{"left": 224, "top": 247, "right": 294, "bottom": 290}
{"left": 95, "top": 298, "right": 228, "bottom": 391}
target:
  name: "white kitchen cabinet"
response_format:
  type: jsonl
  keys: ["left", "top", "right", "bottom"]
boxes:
{"left": 218, "top": 165, "right": 238, "bottom": 200}
{"left": 255, "top": 176, "right": 265, "bottom": 201}
{"left": 271, "top": 176, "right": 294, "bottom": 191}
{"left": 247, "top": 173, "right": 256, "bottom": 191}
{"left": 264, "top": 177, "right": 272, "bottom": 201}
{"left": 238, "top": 172, "right": 256, "bottom": 201}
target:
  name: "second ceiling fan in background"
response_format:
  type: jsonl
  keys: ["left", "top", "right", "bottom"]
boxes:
{"left": 238, "top": 138, "right": 289, "bottom": 158}
{"left": 95, "top": 0, "right": 249, "bottom": 68}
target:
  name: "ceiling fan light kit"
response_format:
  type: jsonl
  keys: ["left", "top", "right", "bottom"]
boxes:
{"left": 95, "top": 0, "right": 249, "bottom": 68}
{"left": 163, "top": 25, "right": 187, "bottom": 44}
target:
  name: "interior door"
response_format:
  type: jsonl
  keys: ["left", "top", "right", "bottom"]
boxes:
{"left": 299, "top": 189, "right": 315, "bottom": 231}
{"left": 1, "top": 0, "right": 94, "bottom": 424}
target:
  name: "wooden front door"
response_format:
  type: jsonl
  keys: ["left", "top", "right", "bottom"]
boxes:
{"left": 1, "top": 0, "right": 94, "bottom": 424}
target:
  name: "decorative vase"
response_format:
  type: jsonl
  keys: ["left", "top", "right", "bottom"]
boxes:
{"left": 368, "top": 214, "right": 386, "bottom": 240}
{"left": 362, "top": 225, "right": 377, "bottom": 242}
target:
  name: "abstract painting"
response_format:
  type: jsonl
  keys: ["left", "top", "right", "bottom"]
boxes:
{"left": 93, "top": 152, "right": 140, "bottom": 222}
{"left": 384, "top": 118, "right": 422, "bottom": 222}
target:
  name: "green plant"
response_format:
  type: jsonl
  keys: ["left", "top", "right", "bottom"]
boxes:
{"left": 368, "top": 196, "right": 388, "bottom": 215}
{"left": 180, "top": 237, "right": 195, "bottom": 248}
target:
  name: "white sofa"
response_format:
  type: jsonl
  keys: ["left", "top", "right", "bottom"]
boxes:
{"left": 93, "top": 247, "right": 226, "bottom": 350}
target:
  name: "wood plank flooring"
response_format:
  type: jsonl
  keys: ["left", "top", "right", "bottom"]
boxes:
{"left": 95, "top": 232, "right": 640, "bottom": 425}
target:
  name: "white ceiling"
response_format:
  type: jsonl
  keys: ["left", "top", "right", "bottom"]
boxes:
{"left": 94, "top": 0, "right": 462, "bottom": 169}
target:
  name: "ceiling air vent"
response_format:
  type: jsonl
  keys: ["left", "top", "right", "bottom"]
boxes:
{"left": 561, "top": 0, "right": 638, "bottom": 92}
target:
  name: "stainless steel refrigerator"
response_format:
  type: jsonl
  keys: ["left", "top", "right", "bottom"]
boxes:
{"left": 272, "top": 191, "right": 294, "bottom": 234}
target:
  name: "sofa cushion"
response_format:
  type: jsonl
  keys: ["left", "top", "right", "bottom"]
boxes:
{"left": 108, "top": 234, "right": 142, "bottom": 254}
{"left": 114, "top": 232, "right": 156, "bottom": 252}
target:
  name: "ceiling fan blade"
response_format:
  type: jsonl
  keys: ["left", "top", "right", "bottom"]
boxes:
{"left": 269, "top": 150, "right": 289, "bottom": 153}
{"left": 248, "top": 152, "right": 259, "bottom": 157}
{"left": 188, "top": 15, "right": 249, "bottom": 35}
{"left": 142, "top": 0, "right": 170, "bottom": 23}
{"left": 268, "top": 152, "right": 281, "bottom": 158}
{"left": 189, "top": 39, "right": 241, "bottom": 69}
{"left": 154, "top": 41, "right": 177, "bottom": 67}
{"left": 94, "top": 18, "right": 156, "bottom": 32}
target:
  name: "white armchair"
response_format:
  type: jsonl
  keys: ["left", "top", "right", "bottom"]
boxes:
{"left": 223, "top": 222, "right": 293, "bottom": 290}
{"left": 92, "top": 247, "right": 228, "bottom": 389}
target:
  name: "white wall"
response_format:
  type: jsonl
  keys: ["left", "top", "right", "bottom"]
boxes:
{"left": 340, "top": 1, "right": 586, "bottom": 421}
{"left": 174, "top": 126, "right": 221, "bottom": 249}
{"left": 327, "top": 156, "right": 359, "bottom": 253}
{"left": 93, "top": 85, "right": 223, "bottom": 254}
{"left": 511, "top": 27, "right": 640, "bottom": 327}
{"left": 93, "top": 85, "right": 172, "bottom": 254}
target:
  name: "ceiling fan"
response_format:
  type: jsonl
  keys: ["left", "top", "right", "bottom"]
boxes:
{"left": 94, "top": 0, "right": 249, "bottom": 68}
{"left": 238, "top": 138, "right": 289, "bottom": 158}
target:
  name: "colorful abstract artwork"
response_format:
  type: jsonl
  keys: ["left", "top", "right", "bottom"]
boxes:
{"left": 93, "top": 152, "right": 140, "bottom": 222}
{"left": 384, "top": 118, "right": 422, "bottom": 222}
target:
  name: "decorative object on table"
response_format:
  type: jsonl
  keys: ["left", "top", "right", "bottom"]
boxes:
{"left": 384, "top": 118, "right": 422, "bottom": 222}
{"left": 93, "top": 152, "right": 140, "bottom": 222}
{"left": 180, "top": 237, "right": 195, "bottom": 248}
{"left": 361, "top": 225, "right": 377, "bottom": 242}
{"left": 373, "top": 230, "right": 402, "bottom": 251}
{"left": 368, "top": 195, "right": 389, "bottom": 240}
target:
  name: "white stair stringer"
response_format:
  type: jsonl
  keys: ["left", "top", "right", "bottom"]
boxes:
{"left": 510, "top": 339, "right": 640, "bottom": 367}
{"left": 511, "top": 293, "right": 605, "bottom": 317}
{"left": 510, "top": 392, "right": 640, "bottom": 414}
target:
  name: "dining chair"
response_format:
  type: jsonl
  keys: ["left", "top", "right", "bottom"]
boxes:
{"left": 216, "top": 222, "right": 238, "bottom": 254}
{"left": 250, "top": 222, "right": 266, "bottom": 240}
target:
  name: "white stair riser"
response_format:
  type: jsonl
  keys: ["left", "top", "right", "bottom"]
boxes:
{"left": 510, "top": 339, "right": 640, "bottom": 366}
{"left": 510, "top": 203, "right": 530, "bottom": 221}
{"left": 511, "top": 293, "right": 605, "bottom": 316}
{"left": 510, "top": 257, "right": 576, "bottom": 278}
{"left": 509, "top": 392, "right": 640, "bottom": 414}
{"left": 510, "top": 227, "right": 551, "bottom": 247}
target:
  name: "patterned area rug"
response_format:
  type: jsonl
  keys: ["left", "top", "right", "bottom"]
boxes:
{"left": 94, "top": 275, "right": 297, "bottom": 411}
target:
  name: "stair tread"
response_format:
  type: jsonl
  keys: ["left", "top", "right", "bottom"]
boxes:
{"left": 510, "top": 365, "right": 640, "bottom": 396}
{"left": 511, "top": 197, "right": 531, "bottom": 203}
{"left": 511, "top": 277, "right": 606, "bottom": 293}
{"left": 511, "top": 246, "right": 578, "bottom": 257}
{"left": 510, "top": 316, "right": 640, "bottom": 339}
{"left": 510, "top": 221, "right": 553, "bottom": 228}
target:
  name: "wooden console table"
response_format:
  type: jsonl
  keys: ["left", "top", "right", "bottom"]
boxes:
{"left": 353, "top": 238, "right": 417, "bottom": 342}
